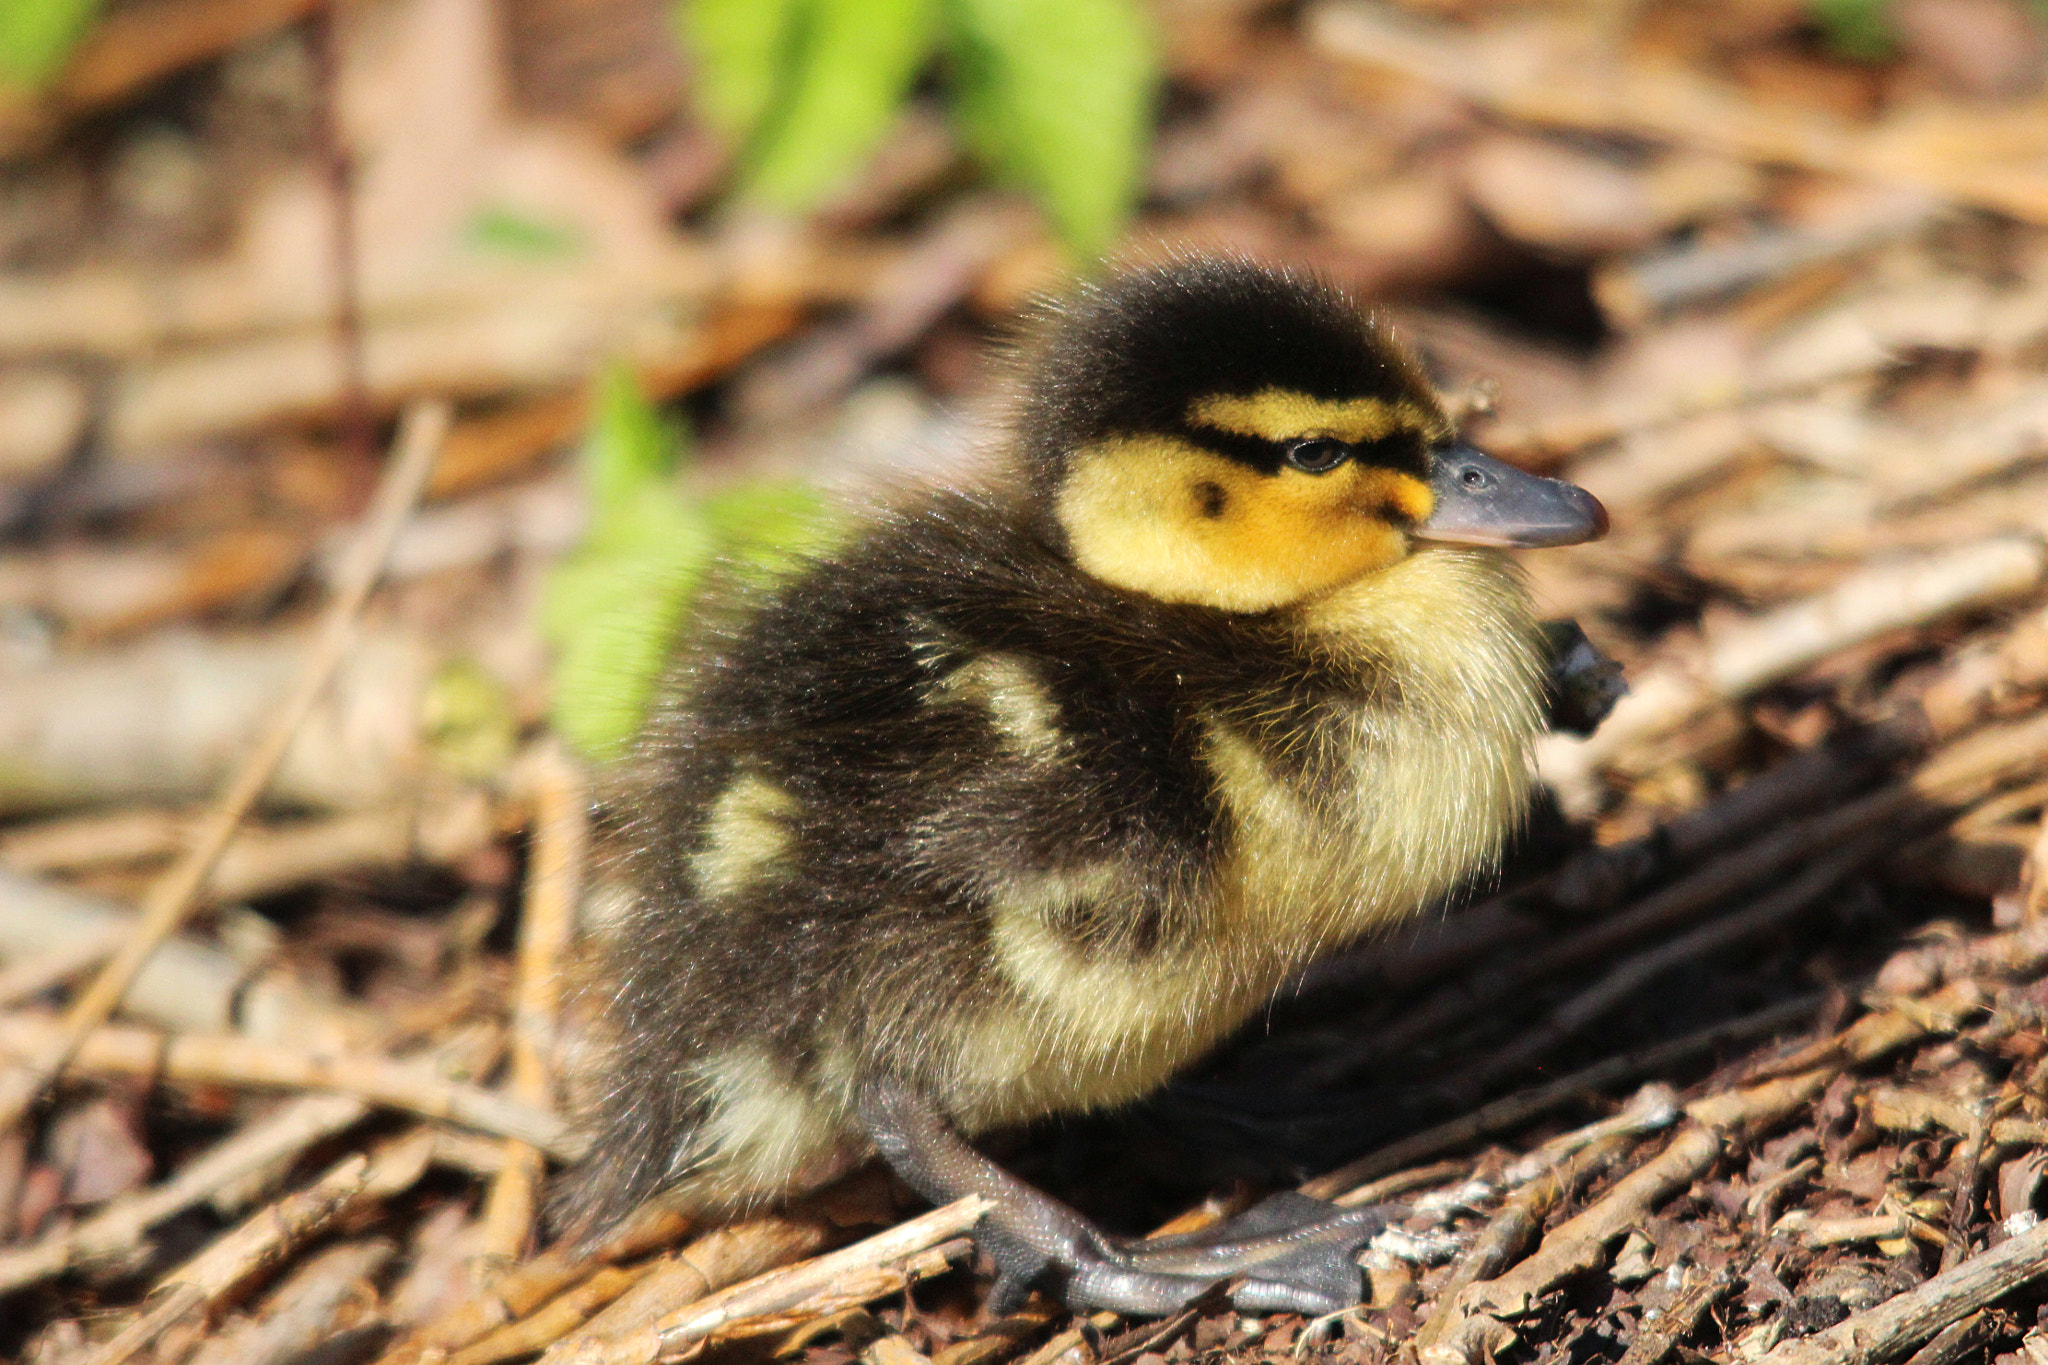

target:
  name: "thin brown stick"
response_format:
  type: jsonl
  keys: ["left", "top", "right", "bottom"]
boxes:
{"left": 650, "top": 1199, "right": 990, "bottom": 1358}
{"left": 189, "top": 1237, "right": 397, "bottom": 1365}
{"left": 1420, "top": 1125, "right": 1730, "bottom": 1365}
{"left": 480, "top": 744, "right": 588, "bottom": 1263}
{"left": 85, "top": 1131, "right": 437, "bottom": 1365}
{"left": 538, "top": 1215, "right": 843, "bottom": 1364}
{"left": 1013, "top": 1314, "right": 1121, "bottom": 1365}
{"left": 681, "top": 1241, "right": 973, "bottom": 1357}
{"left": 378, "top": 1206, "right": 693, "bottom": 1365}
{"left": 547, "top": 1199, "right": 989, "bottom": 1365}
{"left": 867, "top": 1337, "right": 938, "bottom": 1365}
{"left": 1744, "top": 1218, "right": 2048, "bottom": 1365}
{"left": 1412, "top": 1133, "right": 1635, "bottom": 1355}
{"left": 1421, "top": 1074, "right": 1827, "bottom": 1365}
{"left": 1861, "top": 1088, "right": 2048, "bottom": 1152}
{"left": 0, "top": 926, "right": 125, "bottom": 1009}
{"left": 448, "top": 1265, "right": 654, "bottom": 1365}
{"left": 930, "top": 1308, "right": 1061, "bottom": 1365}
{"left": 0, "top": 1092, "right": 369, "bottom": 1294}
{"left": 1335, "top": 1158, "right": 1470, "bottom": 1209}
{"left": 51, "top": 0, "right": 323, "bottom": 114}
{"left": 0, "top": 401, "right": 450, "bottom": 1137}
{"left": 1502, "top": 1083, "right": 1682, "bottom": 1184}
{"left": 0, "top": 1011, "right": 574, "bottom": 1155}
{"left": 1940, "top": 1102, "right": 1993, "bottom": 1272}
{"left": 0, "top": 866, "right": 374, "bottom": 1041}
{"left": 1896, "top": 1311, "right": 1995, "bottom": 1365}
{"left": 1751, "top": 978, "right": 1986, "bottom": 1082}
{"left": 308, "top": 0, "right": 371, "bottom": 458}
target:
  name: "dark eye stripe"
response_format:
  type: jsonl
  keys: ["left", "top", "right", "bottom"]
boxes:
{"left": 1177, "top": 422, "right": 1431, "bottom": 478}
{"left": 1360, "top": 432, "right": 1430, "bottom": 479}
{"left": 1178, "top": 424, "right": 1284, "bottom": 472}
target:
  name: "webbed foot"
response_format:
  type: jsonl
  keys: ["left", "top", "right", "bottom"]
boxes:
{"left": 1076, "top": 1191, "right": 1389, "bottom": 1315}
{"left": 857, "top": 1078, "right": 1385, "bottom": 1317}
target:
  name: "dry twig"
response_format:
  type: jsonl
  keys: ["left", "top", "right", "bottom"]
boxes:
{"left": 83, "top": 1130, "right": 437, "bottom": 1365}
{"left": 480, "top": 743, "right": 588, "bottom": 1263}
{"left": 0, "top": 1092, "right": 369, "bottom": 1293}
{"left": 0, "top": 1012, "right": 576, "bottom": 1154}
{"left": 1744, "top": 1219, "right": 2048, "bottom": 1365}
{"left": 0, "top": 401, "right": 450, "bottom": 1136}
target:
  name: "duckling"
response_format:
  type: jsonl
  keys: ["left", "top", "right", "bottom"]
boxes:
{"left": 561, "top": 257, "right": 1613, "bottom": 1316}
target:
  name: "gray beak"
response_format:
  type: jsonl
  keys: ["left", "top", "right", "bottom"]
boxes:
{"left": 1416, "top": 443, "right": 1608, "bottom": 548}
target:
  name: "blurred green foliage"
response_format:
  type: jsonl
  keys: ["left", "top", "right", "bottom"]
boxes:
{"left": 1809, "top": 0, "right": 1895, "bottom": 60}
{"left": 422, "top": 659, "right": 520, "bottom": 781}
{"left": 467, "top": 206, "right": 585, "bottom": 259}
{"left": 945, "top": 0, "right": 1154, "bottom": 259}
{"left": 542, "top": 365, "right": 840, "bottom": 759}
{"left": 690, "top": 0, "right": 941, "bottom": 210}
{"left": 1809, "top": 0, "right": 2048, "bottom": 60}
{"left": 679, "top": 0, "right": 1158, "bottom": 258}
{"left": 0, "top": 0, "right": 101, "bottom": 87}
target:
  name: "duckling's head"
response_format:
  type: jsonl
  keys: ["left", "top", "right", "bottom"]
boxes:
{"left": 1020, "top": 258, "right": 1606, "bottom": 613}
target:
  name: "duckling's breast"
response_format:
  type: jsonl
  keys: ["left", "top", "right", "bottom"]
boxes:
{"left": 1212, "top": 547, "right": 1547, "bottom": 955}
{"left": 939, "top": 548, "right": 1545, "bottom": 1130}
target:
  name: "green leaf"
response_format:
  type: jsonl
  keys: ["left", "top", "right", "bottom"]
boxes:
{"left": 701, "top": 479, "right": 845, "bottom": 578}
{"left": 542, "top": 367, "right": 844, "bottom": 758}
{"left": 543, "top": 368, "right": 708, "bottom": 758}
{"left": 679, "top": 0, "right": 803, "bottom": 142}
{"left": 542, "top": 512, "right": 710, "bottom": 759}
{"left": 582, "top": 363, "right": 687, "bottom": 538}
{"left": 943, "top": 0, "right": 1156, "bottom": 259}
{"left": 742, "top": 0, "right": 940, "bottom": 208}
{"left": 466, "top": 206, "right": 583, "bottom": 259}
{"left": 0, "top": 0, "right": 102, "bottom": 87}
{"left": 1809, "top": 0, "right": 1895, "bottom": 61}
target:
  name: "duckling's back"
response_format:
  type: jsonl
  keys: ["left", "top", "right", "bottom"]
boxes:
{"left": 563, "top": 486, "right": 1545, "bottom": 1232}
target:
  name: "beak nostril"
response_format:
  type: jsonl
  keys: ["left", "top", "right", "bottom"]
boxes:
{"left": 1419, "top": 443, "right": 1608, "bottom": 547}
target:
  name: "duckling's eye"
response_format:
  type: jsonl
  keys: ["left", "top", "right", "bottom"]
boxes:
{"left": 1284, "top": 439, "right": 1350, "bottom": 474}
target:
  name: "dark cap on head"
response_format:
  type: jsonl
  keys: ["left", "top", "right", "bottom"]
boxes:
{"left": 1016, "top": 258, "right": 1442, "bottom": 483}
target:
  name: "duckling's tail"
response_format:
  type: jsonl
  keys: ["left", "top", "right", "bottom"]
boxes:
{"left": 547, "top": 1041, "right": 720, "bottom": 1242}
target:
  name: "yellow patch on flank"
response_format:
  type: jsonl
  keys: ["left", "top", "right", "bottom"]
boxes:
{"left": 687, "top": 1045, "right": 847, "bottom": 1207}
{"left": 694, "top": 772, "right": 800, "bottom": 900}
{"left": 953, "top": 888, "right": 1274, "bottom": 1130}
{"left": 935, "top": 653, "right": 1063, "bottom": 758}
{"left": 1189, "top": 390, "right": 1447, "bottom": 445}
{"left": 1056, "top": 436, "right": 1430, "bottom": 611}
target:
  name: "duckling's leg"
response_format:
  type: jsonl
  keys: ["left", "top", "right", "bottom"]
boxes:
{"left": 858, "top": 1078, "right": 1387, "bottom": 1316}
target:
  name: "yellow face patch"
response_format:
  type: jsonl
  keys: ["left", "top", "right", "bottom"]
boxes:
{"left": 1189, "top": 390, "right": 1448, "bottom": 446}
{"left": 1055, "top": 435, "right": 1436, "bottom": 611}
